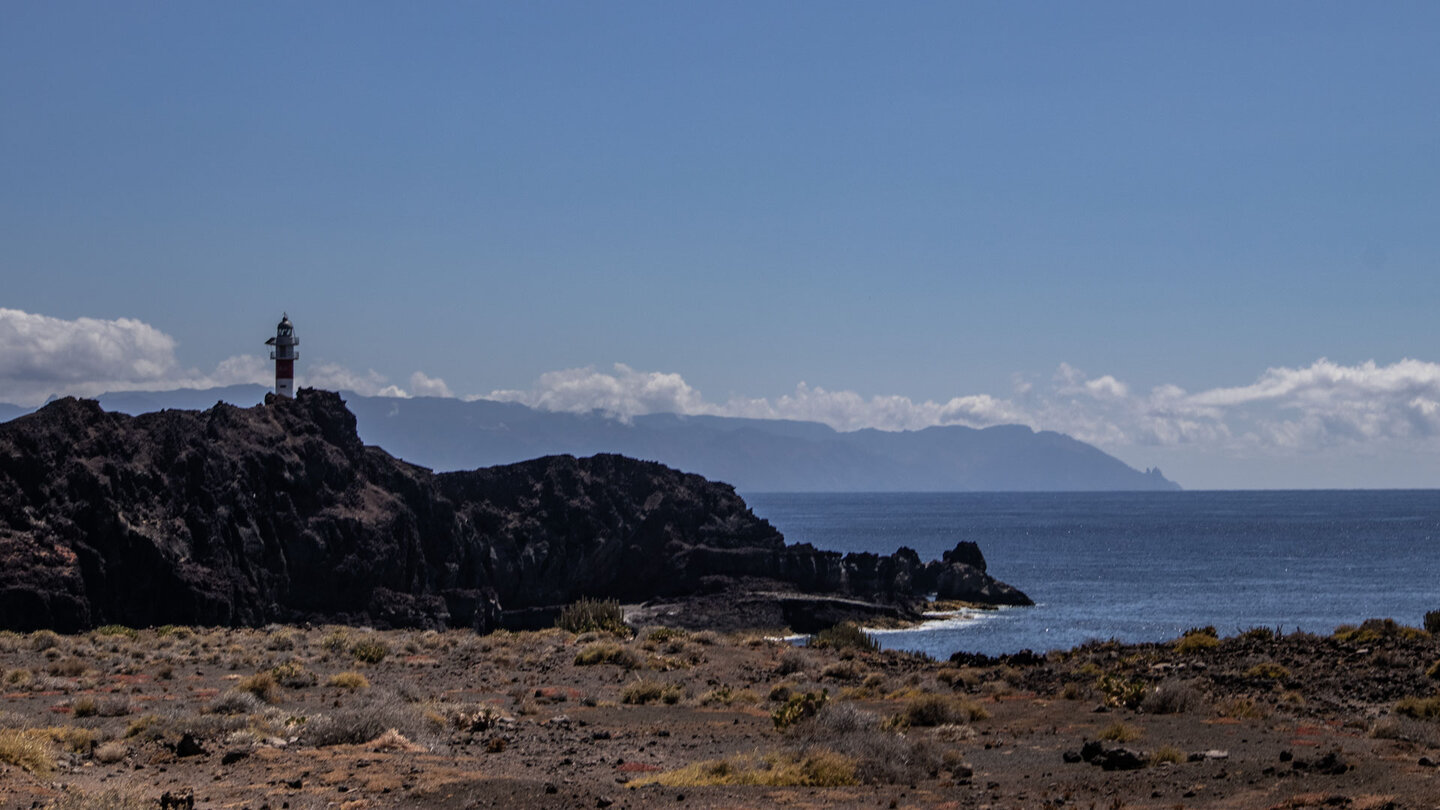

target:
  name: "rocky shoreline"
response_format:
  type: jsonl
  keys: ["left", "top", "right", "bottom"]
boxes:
{"left": 0, "top": 388, "right": 1029, "bottom": 635}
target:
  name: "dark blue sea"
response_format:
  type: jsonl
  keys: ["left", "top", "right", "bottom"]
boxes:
{"left": 743, "top": 491, "right": 1440, "bottom": 659}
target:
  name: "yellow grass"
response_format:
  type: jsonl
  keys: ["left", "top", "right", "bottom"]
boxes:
{"left": 628, "top": 750, "right": 858, "bottom": 788}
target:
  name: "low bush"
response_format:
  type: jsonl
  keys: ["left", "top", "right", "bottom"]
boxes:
{"left": 209, "top": 690, "right": 263, "bottom": 715}
{"left": 1140, "top": 679, "right": 1205, "bottom": 715}
{"left": 350, "top": 639, "right": 390, "bottom": 664}
{"left": 1174, "top": 627, "right": 1220, "bottom": 654}
{"left": 556, "top": 598, "right": 629, "bottom": 636}
{"left": 301, "top": 691, "right": 426, "bottom": 747}
{"left": 71, "top": 696, "right": 99, "bottom": 718}
{"left": 786, "top": 703, "right": 951, "bottom": 784}
{"left": 573, "top": 642, "right": 642, "bottom": 669}
{"left": 1246, "top": 662, "right": 1291, "bottom": 680}
{"left": 1096, "top": 674, "right": 1148, "bottom": 709}
{"left": 889, "top": 693, "right": 988, "bottom": 728}
{"left": 269, "top": 660, "right": 317, "bottom": 688}
{"left": 811, "top": 622, "right": 879, "bottom": 653}
{"left": 772, "top": 690, "right": 828, "bottom": 730}
{"left": 1426, "top": 611, "right": 1440, "bottom": 634}
{"left": 93, "top": 625, "right": 139, "bottom": 640}
{"left": 619, "top": 678, "right": 682, "bottom": 705}
{"left": 237, "top": 671, "right": 279, "bottom": 703}
{"left": 1333, "top": 618, "right": 1429, "bottom": 644}
{"left": 29, "top": 630, "right": 61, "bottom": 652}
{"left": 327, "top": 671, "right": 370, "bottom": 690}
{"left": 1239, "top": 626, "right": 1276, "bottom": 642}
{"left": 93, "top": 741, "right": 128, "bottom": 764}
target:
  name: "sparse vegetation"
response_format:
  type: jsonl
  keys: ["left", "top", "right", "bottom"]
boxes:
{"left": 1096, "top": 673, "right": 1148, "bottom": 709}
{"left": 1426, "top": 611, "right": 1440, "bottom": 635}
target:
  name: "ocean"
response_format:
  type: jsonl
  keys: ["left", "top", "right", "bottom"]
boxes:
{"left": 742, "top": 490, "right": 1440, "bottom": 659}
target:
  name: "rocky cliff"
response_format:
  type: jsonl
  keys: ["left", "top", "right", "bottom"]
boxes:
{"left": 0, "top": 389, "right": 1029, "bottom": 632}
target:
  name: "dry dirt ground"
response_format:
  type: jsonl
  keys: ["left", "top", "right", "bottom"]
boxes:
{"left": 2, "top": 618, "right": 1439, "bottom": 809}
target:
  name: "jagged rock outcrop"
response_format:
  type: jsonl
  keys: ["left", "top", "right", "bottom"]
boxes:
{"left": 0, "top": 389, "right": 1029, "bottom": 632}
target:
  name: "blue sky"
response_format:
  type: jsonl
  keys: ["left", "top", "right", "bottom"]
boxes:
{"left": 3, "top": 2, "right": 1440, "bottom": 488}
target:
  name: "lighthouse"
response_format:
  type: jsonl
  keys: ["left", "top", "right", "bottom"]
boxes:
{"left": 264, "top": 314, "right": 300, "bottom": 398}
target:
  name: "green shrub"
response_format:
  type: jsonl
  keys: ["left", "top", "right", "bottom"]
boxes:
{"left": 93, "top": 625, "right": 139, "bottom": 640}
{"left": 350, "top": 639, "right": 390, "bottom": 664}
{"left": 1096, "top": 674, "right": 1148, "bottom": 709}
{"left": 556, "top": 598, "right": 630, "bottom": 636}
{"left": 772, "top": 689, "right": 828, "bottom": 730}
{"left": 811, "top": 622, "right": 879, "bottom": 653}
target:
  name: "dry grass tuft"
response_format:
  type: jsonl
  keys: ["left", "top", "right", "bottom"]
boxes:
{"left": 0, "top": 728, "right": 55, "bottom": 776}
{"left": 327, "top": 671, "right": 371, "bottom": 690}
{"left": 629, "top": 750, "right": 858, "bottom": 788}
{"left": 1097, "top": 721, "right": 1142, "bottom": 742}
{"left": 574, "top": 642, "right": 642, "bottom": 669}
{"left": 620, "top": 678, "right": 682, "bottom": 705}
{"left": 1150, "top": 745, "right": 1184, "bottom": 765}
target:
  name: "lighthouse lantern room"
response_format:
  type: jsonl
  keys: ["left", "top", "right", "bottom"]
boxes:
{"left": 264, "top": 314, "right": 299, "bottom": 398}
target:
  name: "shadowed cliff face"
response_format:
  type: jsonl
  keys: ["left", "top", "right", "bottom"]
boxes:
{"left": 0, "top": 389, "right": 1029, "bottom": 632}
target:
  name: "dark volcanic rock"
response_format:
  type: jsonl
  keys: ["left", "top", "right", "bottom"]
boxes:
{"left": 0, "top": 389, "right": 1029, "bottom": 631}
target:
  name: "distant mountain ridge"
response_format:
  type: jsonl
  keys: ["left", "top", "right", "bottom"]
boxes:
{"left": 2, "top": 385, "right": 1180, "bottom": 491}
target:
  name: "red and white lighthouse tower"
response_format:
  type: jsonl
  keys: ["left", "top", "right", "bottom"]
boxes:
{"left": 264, "top": 313, "right": 299, "bottom": 398}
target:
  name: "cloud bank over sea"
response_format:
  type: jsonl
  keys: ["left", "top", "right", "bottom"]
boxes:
{"left": 3, "top": 309, "right": 1439, "bottom": 486}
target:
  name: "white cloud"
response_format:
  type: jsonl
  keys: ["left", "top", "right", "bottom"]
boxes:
{"left": 408, "top": 371, "right": 453, "bottom": 398}
{"left": 482, "top": 358, "right": 1440, "bottom": 458}
{"left": 0, "top": 309, "right": 451, "bottom": 406}
{"left": 486, "top": 364, "right": 712, "bottom": 421}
